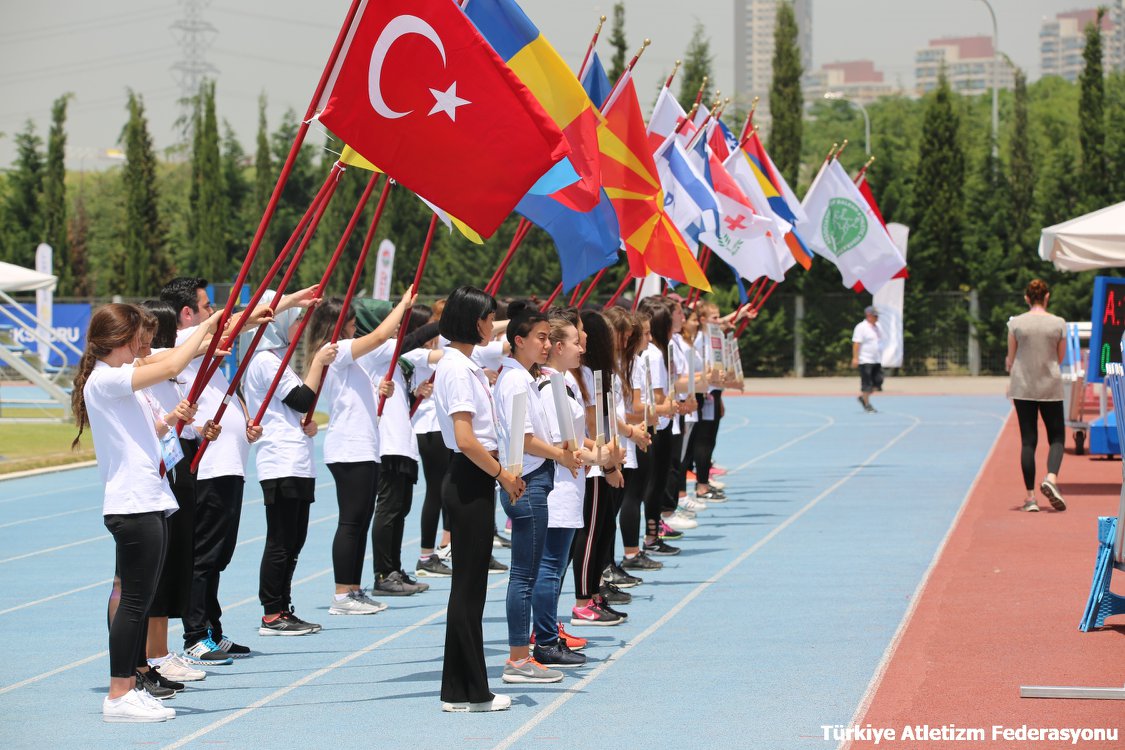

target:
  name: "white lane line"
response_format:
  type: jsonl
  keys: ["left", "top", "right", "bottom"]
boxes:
{"left": 0, "top": 481, "right": 99, "bottom": 503}
{"left": 161, "top": 574, "right": 509, "bottom": 750}
{"left": 730, "top": 410, "right": 836, "bottom": 471}
{"left": 491, "top": 415, "right": 922, "bottom": 750}
{"left": 0, "top": 505, "right": 101, "bottom": 530}
{"left": 838, "top": 411, "right": 1010, "bottom": 750}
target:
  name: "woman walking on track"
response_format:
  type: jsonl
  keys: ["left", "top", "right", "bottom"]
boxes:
{"left": 434, "top": 286, "right": 525, "bottom": 712}
{"left": 74, "top": 303, "right": 220, "bottom": 722}
{"left": 1006, "top": 279, "right": 1068, "bottom": 513}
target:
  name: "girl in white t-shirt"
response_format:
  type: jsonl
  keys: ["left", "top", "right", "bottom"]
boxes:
{"left": 304, "top": 288, "right": 413, "bottom": 615}
{"left": 242, "top": 290, "right": 338, "bottom": 635}
{"left": 73, "top": 303, "right": 220, "bottom": 723}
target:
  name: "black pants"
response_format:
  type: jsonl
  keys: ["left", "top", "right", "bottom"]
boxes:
{"left": 150, "top": 439, "right": 196, "bottom": 618}
{"left": 1013, "top": 399, "right": 1065, "bottom": 490}
{"left": 105, "top": 512, "right": 167, "bottom": 678}
{"left": 258, "top": 477, "right": 314, "bottom": 614}
{"left": 328, "top": 461, "right": 379, "bottom": 586}
{"left": 573, "top": 476, "right": 617, "bottom": 598}
{"left": 620, "top": 431, "right": 653, "bottom": 548}
{"left": 373, "top": 457, "right": 417, "bottom": 578}
{"left": 693, "top": 393, "right": 722, "bottom": 485}
{"left": 417, "top": 431, "right": 451, "bottom": 549}
{"left": 441, "top": 453, "right": 496, "bottom": 704}
{"left": 184, "top": 475, "right": 244, "bottom": 647}
{"left": 646, "top": 424, "right": 675, "bottom": 533}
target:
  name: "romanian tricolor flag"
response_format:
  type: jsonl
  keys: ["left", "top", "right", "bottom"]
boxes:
{"left": 597, "top": 70, "right": 709, "bottom": 290}
{"left": 464, "top": 0, "right": 601, "bottom": 212}
{"left": 743, "top": 131, "right": 807, "bottom": 225}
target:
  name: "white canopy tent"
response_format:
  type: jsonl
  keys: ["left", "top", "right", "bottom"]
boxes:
{"left": 1039, "top": 201, "right": 1125, "bottom": 271}
{"left": 0, "top": 260, "right": 57, "bottom": 292}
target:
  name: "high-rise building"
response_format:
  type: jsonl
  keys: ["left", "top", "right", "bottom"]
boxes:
{"left": 734, "top": 0, "right": 812, "bottom": 110}
{"left": 804, "top": 60, "right": 898, "bottom": 105}
{"left": 914, "top": 36, "right": 1015, "bottom": 96}
{"left": 1040, "top": 5, "right": 1124, "bottom": 82}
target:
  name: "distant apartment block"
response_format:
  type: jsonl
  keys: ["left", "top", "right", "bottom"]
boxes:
{"left": 915, "top": 36, "right": 1015, "bottom": 96}
{"left": 804, "top": 60, "right": 898, "bottom": 104}
{"left": 1040, "top": 5, "right": 1124, "bottom": 82}
{"left": 734, "top": 0, "right": 812, "bottom": 111}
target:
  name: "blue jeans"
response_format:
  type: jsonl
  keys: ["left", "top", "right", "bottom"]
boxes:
{"left": 532, "top": 526, "right": 576, "bottom": 645}
{"left": 500, "top": 460, "right": 553, "bottom": 648}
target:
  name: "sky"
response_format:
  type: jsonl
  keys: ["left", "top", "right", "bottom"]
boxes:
{"left": 0, "top": 0, "right": 1103, "bottom": 170}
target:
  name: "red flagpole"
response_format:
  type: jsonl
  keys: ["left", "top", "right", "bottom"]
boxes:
{"left": 576, "top": 267, "right": 608, "bottom": 308}
{"left": 185, "top": 0, "right": 364, "bottom": 407}
{"left": 736, "top": 280, "right": 779, "bottom": 337}
{"left": 539, "top": 282, "right": 563, "bottom": 311}
{"left": 302, "top": 177, "right": 395, "bottom": 425}
{"left": 568, "top": 282, "right": 583, "bottom": 306}
{"left": 605, "top": 273, "right": 633, "bottom": 308}
{"left": 376, "top": 213, "right": 440, "bottom": 417}
{"left": 577, "top": 15, "right": 606, "bottom": 82}
{"left": 485, "top": 218, "right": 530, "bottom": 296}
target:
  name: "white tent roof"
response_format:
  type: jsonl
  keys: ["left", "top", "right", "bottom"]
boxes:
{"left": 1039, "top": 200, "right": 1125, "bottom": 271}
{"left": 0, "top": 261, "right": 56, "bottom": 293}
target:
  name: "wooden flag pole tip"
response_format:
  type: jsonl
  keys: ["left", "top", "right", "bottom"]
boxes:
{"left": 827, "top": 142, "right": 839, "bottom": 161}
{"left": 862, "top": 155, "right": 876, "bottom": 170}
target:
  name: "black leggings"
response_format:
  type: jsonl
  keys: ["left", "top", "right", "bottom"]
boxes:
{"left": 373, "top": 458, "right": 416, "bottom": 577}
{"left": 417, "top": 431, "right": 451, "bottom": 549}
{"left": 573, "top": 476, "right": 618, "bottom": 599}
{"left": 1013, "top": 399, "right": 1065, "bottom": 490}
{"left": 328, "top": 461, "right": 379, "bottom": 586}
{"left": 258, "top": 477, "right": 314, "bottom": 614}
{"left": 647, "top": 424, "right": 674, "bottom": 533}
{"left": 620, "top": 431, "right": 653, "bottom": 548}
{"left": 693, "top": 392, "right": 722, "bottom": 485}
{"left": 105, "top": 512, "right": 167, "bottom": 678}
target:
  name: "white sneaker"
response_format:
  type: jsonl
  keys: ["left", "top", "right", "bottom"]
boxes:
{"left": 435, "top": 544, "right": 452, "bottom": 561}
{"left": 680, "top": 496, "right": 707, "bottom": 513}
{"left": 663, "top": 510, "right": 698, "bottom": 531}
{"left": 442, "top": 693, "right": 512, "bottom": 712}
{"left": 103, "top": 689, "right": 176, "bottom": 723}
{"left": 150, "top": 654, "right": 205, "bottom": 682}
{"left": 355, "top": 590, "right": 389, "bottom": 613}
{"left": 329, "top": 591, "right": 386, "bottom": 615}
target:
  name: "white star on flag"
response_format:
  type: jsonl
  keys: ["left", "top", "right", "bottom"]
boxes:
{"left": 428, "top": 82, "right": 470, "bottom": 121}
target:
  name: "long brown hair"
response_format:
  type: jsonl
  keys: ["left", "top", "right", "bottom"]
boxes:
{"left": 71, "top": 303, "right": 154, "bottom": 449}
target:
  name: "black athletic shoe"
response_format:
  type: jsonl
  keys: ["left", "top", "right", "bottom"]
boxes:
{"left": 599, "top": 582, "right": 632, "bottom": 605}
{"left": 258, "top": 613, "right": 315, "bottom": 636}
{"left": 643, "top": 539, "right": 680, "bottom": 556}
{"left": 136, "top": 670, "right": 177, "bottom": 699}
{"left": 286, "top": 607, "right": 322, "bottom": 633}
{"left": 594, "top": 594, "right": 628, "bottom": 620}
{"left": 533, "top": 640, "right": 587, "bottom": 669}
{"left": 215, "top": 634, "right": 252, "bottom": 656}
{"left": 148, "top": 666, "right": 185, "bottom": 694}
{"left": 603, "top": 562, "right": 642, "bottom": 588}
{"left": 488, "top": 556, "right": 509, "bottom": 574}
{"left": 620, "top": 552, "right": 663, "bottom": 571}
{"left": 415, "top": 554, "right": 453, "bottom": 578}
{"left": 398, "top": 570, "right": 430, "bottom": 592}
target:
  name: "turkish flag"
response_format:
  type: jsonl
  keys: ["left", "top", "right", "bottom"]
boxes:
{"left": 316, "top": 0, "right": 569, "bottom": 238}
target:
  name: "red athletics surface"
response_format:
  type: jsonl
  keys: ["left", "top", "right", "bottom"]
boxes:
{"left": 846, "top": 411, "right": 1124, "bottom": 750}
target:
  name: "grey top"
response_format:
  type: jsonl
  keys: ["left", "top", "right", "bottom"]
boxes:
{"left": 1007, "top": 312, "right": 1065, "bottom": 401}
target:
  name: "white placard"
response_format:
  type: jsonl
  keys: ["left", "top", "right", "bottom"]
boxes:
{"left": 35, "top": 243, "right": 53, "bottom": 366}
{"left": 644, "top": 362, "right": 655, "bottom": 425}
{"left": 687, "top": 343, "right": 697, "bottom": 395}
{"left": 593, "top": 370, "right": 606, "bottom": 446}
{"left": 372, "top": 239, "right": 396, "bottom": 301}
{"left": 506, "top": 390, "right": 526, "bottom": 475}
{"left": 608, "top": 377, "right": 620, "bottom": 447}
{"left": 549, "top": 372, "right": 576, "bottom": 446}
{"left": 875, "top": 222, "right": 909, "bottom": 369}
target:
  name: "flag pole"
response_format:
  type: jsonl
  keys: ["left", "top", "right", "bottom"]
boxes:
{"left": 605, "top": 272, "right": 633, "bottom": 308}
{"left": 302, "top": 177, "right": 396, "bottom": 426}
{"left": 376, "top": 213, "right": 440, "bottom": 417}
{"left": 600, "top": 38, "right": 650, "bottom": 114}
{"left": 576, "top": 267, "right": 608, "bottom": 308}
{"left": 663, "top": 60, "right": 682, "bottom": 91}
{"left": 692, "top": 76, "right": 709, "bottom": 109}
{"left": 738, "top": 96, "right": 760, "bottom": 143}
{"left": 485, "top": 218, "right": 531, "bottom": 295}
{"left": 185, "top": 0, "right": 365, "bottom": 408}
{"left": 854, "top": 155, "right": 876, "bottom": 185}
{"left": 539, "top": 282, "right": 563, "bottom": 311}
{"left": 189, "top": 166, "right": 344, "bottom": 471}
{"left": 577, "top": 15, "right": 607, "bottom": 80}
{"left": 833, "top": 139, "right": 849, "bottom": 161}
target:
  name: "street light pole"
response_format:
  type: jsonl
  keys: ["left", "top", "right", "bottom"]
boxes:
{"left": 977, "top": 0, "right": 999, "bottom": 159}
{"left": 823, "top": 92, "right": 871, "bottom": 155}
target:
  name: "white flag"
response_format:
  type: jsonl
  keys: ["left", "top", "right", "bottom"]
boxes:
{"left": 371, "top": 240, "right": 396, "bottom": 300}
{"left": 800, "top": 160, "right": 906, "bottom": 294}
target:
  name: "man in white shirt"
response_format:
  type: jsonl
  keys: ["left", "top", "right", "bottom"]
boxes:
{"left": 851, "top": 305, "right": 884, "bottom": 413}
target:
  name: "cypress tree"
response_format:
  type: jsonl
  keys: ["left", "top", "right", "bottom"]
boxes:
{"left": 1079, "top": 9, "right": 1107, "bottom": 211}
{"left": 121, "top": 91, "right": 168, "bottom": 296}
{"left": 67, "top": 191, "right": 91, "bottom": 298}
{"left": 1, "top": 122, "right": 44, "bottom": 268}
{"left": 189, "top": 81, "right": 226, "bottom": 281}
{"left": 1007, "top": 69, "right": 1036, "bottom": 252}
{"left": 608, "top": 2, "right": 628, "bottom": 84}
{"left": 250, "top": 93, "right": 273, "bottom": 283}
{"left": 43, "top": 95, "right": 71, "bottom": 292}
{"left": 1105, "top": 72, "right": 1125, "bottom": 202}
{"left": 767, "top": 1, "right": 804, "bottom": 186}
{"left": 269, "top": 108, "right": 318, "bottom": 285}
{"left": 677, "top": 22, "right": 712, "bottom": 111}
{"left": 221, "top": 121, "right": 250, "bottom": 265}
{"left": 301, "top": 134, "right": 367, "bottom": 293}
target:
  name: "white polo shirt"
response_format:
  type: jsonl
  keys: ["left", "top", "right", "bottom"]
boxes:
{"left": 852, "top": 320, "right": 883, "bottom": 365}
{"left": 243, "top": 349, "right": 315, "bottom": 481}
{"left": 322, "top": 337, "right": 387, "bottom": 464}
{"left": 538, "top": 367, "right": 584, "bottom": 528}
{"left": 493, "top": 356, "right": 552, "bottom": 476}
{"left": 407, "top": 348, "right": 440, "bottom": 436}
{"left": 177, "top": 327, "right": 249, "bottom": 481}
{"left": 374, "top": 342, "right": 420, "bottom": 462}
{"left": 85, "top": 362, "right": 178, "bottom": 516}
{"left": 639, "top": 343, "right": 671, "bottom": 431}
{"left": 434, "top": 346, "right": 497, "bottom": 453}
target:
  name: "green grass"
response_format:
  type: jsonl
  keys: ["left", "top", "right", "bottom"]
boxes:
{"left": 0, "top": 421, "right": 93, "bottom": 474}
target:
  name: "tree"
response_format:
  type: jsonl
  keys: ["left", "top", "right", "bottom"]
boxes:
{"left": 267, "top": 108, "right": 319, "bottom": 286}
{"left": 120, "top": 91, "right": 169, "bottom": 296}
{"left": 1079, "top": 8, "right": 1107, "bottom": 211}
{"left": 1, "top": 122, "right": 44, "bottom": 268}
{"left": 300, "top": 133, "right": 369, "bottom": 294}
{"left": 221, "top": 121, "right": 250, "bottom": 267}
{"left": 43, "top": 95, "right": 71, "bottom": 292}
{"left": 767, "top": 1, "right": 804, "bottom": 186}
{"left": 189, "top": 81, "right": 226, "bottom": 281}
{"left": 1007, "top": 69, "right": 1036, "bottom": 253}
{"left": 608, "top": 2, "right": 627, "bottom": 84}
{"left": 677, "top": 21, "right": 712, "bottom": 111}
{"left": 249, "top": 93, "right": 274, "bottom": 284}
{"left": 67, "top": 190, "right": 91, "bottom": 298}
{"left": 1105, "top": 72, "right": 1125, "bottom": 202}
